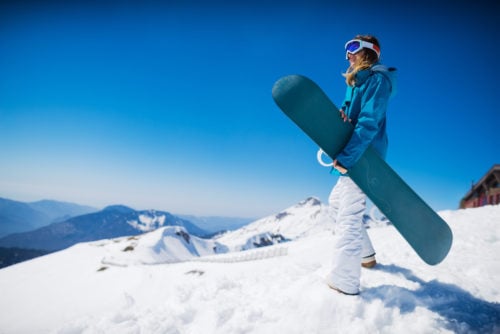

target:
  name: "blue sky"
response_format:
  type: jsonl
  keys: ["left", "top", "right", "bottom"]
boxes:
{"left": 1, "top": 1, "right": 498, "bottom": 218}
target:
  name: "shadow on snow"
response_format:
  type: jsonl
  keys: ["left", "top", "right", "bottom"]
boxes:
{"left": 361, "top": 264, "right": 500, "bottom": 333}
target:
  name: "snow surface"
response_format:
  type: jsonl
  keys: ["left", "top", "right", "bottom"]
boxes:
{"left": 0, "top": 203, "right": 499, "bottom": 334}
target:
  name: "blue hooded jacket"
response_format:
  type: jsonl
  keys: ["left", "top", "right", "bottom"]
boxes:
{"left": 335, "top": 64, "right": 397, "bottom": 170}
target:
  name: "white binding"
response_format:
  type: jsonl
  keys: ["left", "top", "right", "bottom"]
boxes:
{"left": 317, "top": 148, "right": 334, "bottom": 167}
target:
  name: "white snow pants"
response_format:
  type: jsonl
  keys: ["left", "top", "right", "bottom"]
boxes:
{"left": 327, "top": 176, "right": 375, "bottom": 294}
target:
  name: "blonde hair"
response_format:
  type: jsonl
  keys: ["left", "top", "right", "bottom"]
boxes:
{"left": 343, "top": 35, "right": 380, "bottom": 86}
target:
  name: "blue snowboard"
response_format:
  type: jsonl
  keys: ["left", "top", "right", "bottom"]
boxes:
{"left": 272, "top": 74, "right": 452, "bottom": 265}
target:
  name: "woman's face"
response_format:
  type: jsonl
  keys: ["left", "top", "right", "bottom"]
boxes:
{"left": 347, "top": 50, "right": 364, "bottom": 66}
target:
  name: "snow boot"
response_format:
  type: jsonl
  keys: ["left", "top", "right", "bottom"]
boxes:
{"left": 361, "top": 254, "right": 376, "bottom": 268}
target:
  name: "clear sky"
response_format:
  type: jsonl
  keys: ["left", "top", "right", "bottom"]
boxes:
{"left": 1, "top": 0, "right": 498, "bottom": 218}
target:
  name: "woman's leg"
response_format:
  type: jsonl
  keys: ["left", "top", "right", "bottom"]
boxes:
{"left": 327, "top": 177, "right": 366, "bottom": 295}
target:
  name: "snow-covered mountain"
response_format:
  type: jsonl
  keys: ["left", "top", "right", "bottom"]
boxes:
{"left": 216, "top": 196, "right": 332, "bottom": 251}
{"left": 73, "top": 198, "right": 329, "bottom": 269}
{"left": 0, "top": 205, "right": 208, "bottom": 251}
{"left": 98, "top": 225, "right": 228, "bottom": 267}
{"left": 0, "top": 202, "right": 499, "bottom": 333}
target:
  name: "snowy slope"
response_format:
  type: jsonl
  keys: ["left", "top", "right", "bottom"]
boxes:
{"left": 0, "top": 204, "right": 499, "bottom": 333}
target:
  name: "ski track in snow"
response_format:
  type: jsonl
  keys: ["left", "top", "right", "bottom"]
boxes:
{"left": 0, "top": 205, "right": 499, "bottom": 333}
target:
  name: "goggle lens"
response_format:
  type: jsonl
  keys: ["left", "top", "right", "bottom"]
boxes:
{"left": 345, "top": 40, "right": 362, "bottom": 54}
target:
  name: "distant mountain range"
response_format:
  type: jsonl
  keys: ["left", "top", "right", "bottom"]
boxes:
{"left": 0, "top": 204, "right": 208, "bottom": 252}
{"left": 0, "top": 196, "right": 352, "bottom": 269}
{"left": 3, "top": 197, "right": 327, "bottom": 269}
{"left": 0, "top": 197, "right": 97, "bottom": 237}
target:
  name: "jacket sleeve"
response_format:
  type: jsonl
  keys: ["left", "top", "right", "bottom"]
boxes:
{"left": 335, "top": 74, "right": 391, "bottom": 169}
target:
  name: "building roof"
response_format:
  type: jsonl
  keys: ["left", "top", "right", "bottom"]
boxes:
{"left": 462, "top": 164, "right": 500, "bottom": 201}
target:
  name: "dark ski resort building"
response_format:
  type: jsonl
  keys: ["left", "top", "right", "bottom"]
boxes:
{"left": 460, "top": 164, "right": 500, "bottom": 208}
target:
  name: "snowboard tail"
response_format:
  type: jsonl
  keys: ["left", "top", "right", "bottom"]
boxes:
{"left": 272, "top": 74, "right": 452, "bottom": 265}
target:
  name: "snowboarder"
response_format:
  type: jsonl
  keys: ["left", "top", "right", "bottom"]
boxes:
{"left": 327, "top": 35, "right": 397, "bottom": 295}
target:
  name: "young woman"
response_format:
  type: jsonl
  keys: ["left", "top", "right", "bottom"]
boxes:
{"left": 326, "top": 35, "right": 397, "bottom": 295}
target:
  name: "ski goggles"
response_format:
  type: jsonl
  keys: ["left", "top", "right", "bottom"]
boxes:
{"left": 345, "top": 39, "right": 380, "bottom": 59}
